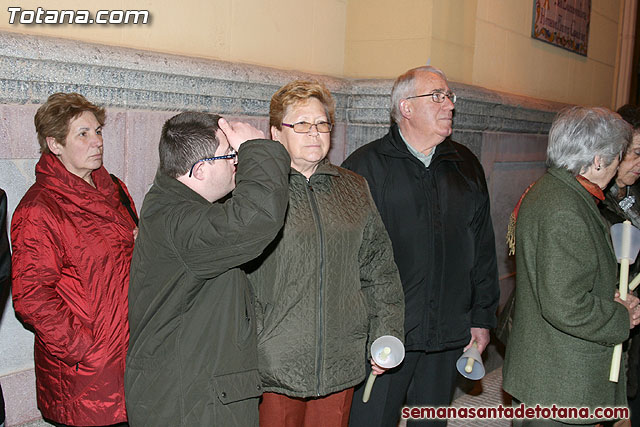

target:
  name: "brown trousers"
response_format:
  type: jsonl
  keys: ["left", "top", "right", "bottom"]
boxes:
{"left": 259, "top": 388, "right": 354, "bottom": 427}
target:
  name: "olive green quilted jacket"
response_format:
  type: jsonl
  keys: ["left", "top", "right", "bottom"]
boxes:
{"left": 246, "top": 159, "right": 404, "bottom": 397}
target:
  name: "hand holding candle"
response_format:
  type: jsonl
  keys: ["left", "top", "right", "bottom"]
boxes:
{"left": 609, "top": 221, "right": 640, "bottom": 382}
{"left": 615, "top": 292, "right": 640, "bottom": 328}
{"left": 362, "top": 336, "right": 404, "bottom": 403}
{"left": 465, "top": 342, "right": 478, "bottom": 373}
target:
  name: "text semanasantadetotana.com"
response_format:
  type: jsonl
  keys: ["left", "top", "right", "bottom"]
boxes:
{"left": 402, "top": 404, "right": 629, "bottom": 420}
{"left": 7, "top": 7, "right": 149, "bottom": 25}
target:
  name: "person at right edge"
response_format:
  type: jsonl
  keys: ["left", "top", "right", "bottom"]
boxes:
{"left": 343, "top": 65, "right": 500, "bottom": 426}
{"left": 503, "top": 107, "right": 640, "bottom": 426}
{"left": 599, "top": 104, "right": 640, "bottom": 426}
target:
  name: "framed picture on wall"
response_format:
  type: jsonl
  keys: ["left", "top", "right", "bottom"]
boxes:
{"left": 531, "top": 0, "right": 590, "bottom": 56}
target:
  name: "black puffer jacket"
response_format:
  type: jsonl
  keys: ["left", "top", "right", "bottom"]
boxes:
{"left": 246, "top": 160, "right": 404, "bottom": 397}
{"left": 342, "top": 125, "right": 499, "bottom": 351}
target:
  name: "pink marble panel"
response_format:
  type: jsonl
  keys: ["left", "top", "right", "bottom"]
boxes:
{"left": 0, "top": 104, "right": 40, "bottom": 159}
{"left": 480, "top": 132, "right": 547, "bottom": 181}
{"left": 122, "top": 110, "right": 174, "bottom": 208}
{"left": 328, "top": 122, "right": 347, "bottom": 166}
{"left": 102, "top": 110, "right": 127, "bottom": 181}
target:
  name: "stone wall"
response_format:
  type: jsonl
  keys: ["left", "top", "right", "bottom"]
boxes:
{"left": 0, "top": 30, "right": 566, "bottom": 425}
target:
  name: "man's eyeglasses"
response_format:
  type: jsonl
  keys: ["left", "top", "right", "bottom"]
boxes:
{"left": 405, "top": 91, "right": 457, "bottom": 104}
{"left": 188, "top": 149, "right": 237, "bottom": 177}
{"left": 281, "top": 121, "right": 333, "bottom": 133}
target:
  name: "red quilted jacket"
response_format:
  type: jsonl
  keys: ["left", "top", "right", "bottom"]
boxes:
{"left": 11, "top": 153, "right": 136, "bottom": 426}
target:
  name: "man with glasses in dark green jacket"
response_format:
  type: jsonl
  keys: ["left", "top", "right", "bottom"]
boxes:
{"left": 125, "top": 112, "right": 290, "bottom": 427}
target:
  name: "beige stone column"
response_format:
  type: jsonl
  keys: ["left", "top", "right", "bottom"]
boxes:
{"left": 614, "top": 0, "right": 637, "bottom": 109}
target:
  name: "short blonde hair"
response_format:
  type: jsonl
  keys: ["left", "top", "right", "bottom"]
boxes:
{"left": 34, "top": 93, "right": 106, "bottom": 153}
{"left": 269, "top": 80, "right": 335, "bottom": 130}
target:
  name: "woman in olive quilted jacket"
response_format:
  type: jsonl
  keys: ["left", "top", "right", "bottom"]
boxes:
{"left": 246, "top": 80, "right": 404, "bottom": 427}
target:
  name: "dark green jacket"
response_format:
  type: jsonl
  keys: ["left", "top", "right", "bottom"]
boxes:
{"left": 246, "top": 160, "right": 404, "bottom": 397}
{"left": 503, "top": 168, "right": 630, "bottom": 420}
{"left": 125, "top": 140, "right": 290, "bottom": 427}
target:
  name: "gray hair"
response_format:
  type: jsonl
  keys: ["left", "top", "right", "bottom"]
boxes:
{"left": 390, "top": 66, "right": 448, "bottom": 124}
{"left": 546, "top": 106, "right": 631, "bottom": 175}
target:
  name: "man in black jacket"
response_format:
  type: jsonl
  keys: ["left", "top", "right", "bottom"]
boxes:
{"left": 344, "top": 66, "right": 499, "bottom": 426}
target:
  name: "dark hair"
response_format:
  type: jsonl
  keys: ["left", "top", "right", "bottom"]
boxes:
{"left": 159, "top": 112, "right": 222, "bottom": 178}
{"left": 34, "top": 93, "right": 106, "bottom": 153}
{"left": 617, "top": 104, "right": 640, "bottom": 131}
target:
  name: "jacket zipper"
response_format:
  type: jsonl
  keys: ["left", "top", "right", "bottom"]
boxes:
{"left": 306, "top": 181, "right": 325, "bottom": 396}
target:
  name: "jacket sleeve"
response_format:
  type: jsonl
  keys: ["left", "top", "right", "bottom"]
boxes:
{"left": 469, "top": 173, "right": 500, "bottom": 329}
{"left": 11, "top": 205, "right": 93, "bottom": 365}
{"left": 0, "top": 190, "right": 10, "bottom": 284}
{"left": 172, "top": 139, "right": 290, "bottom": 279}
{"left": 359, "top": 186, "right": 405, "bottom": 350}
{"left": 535, "top": 207, "right": 629, "bottom": 345}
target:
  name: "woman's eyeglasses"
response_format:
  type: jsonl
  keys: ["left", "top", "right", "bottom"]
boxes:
{"left": 281, "top": 121, "right": 333, "bottom": 133}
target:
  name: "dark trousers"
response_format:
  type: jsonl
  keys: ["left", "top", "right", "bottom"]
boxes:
{"left": 631, "top": 392, "right": 640, "bottom": 426}
{"left": 349, "top": 347, "right": 462, "bottom": 427}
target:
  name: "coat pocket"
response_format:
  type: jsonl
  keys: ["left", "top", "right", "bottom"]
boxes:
{"left": 210, "top": 369, "right": 262, "bottom": 405}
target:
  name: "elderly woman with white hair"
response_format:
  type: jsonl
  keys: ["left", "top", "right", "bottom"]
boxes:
{"left": 503, "top": 107, "right": 640, "bottom": 425}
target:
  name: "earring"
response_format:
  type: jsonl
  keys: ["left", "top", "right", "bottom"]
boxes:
{"left": 597, "top": 166, "right": 601, "bottom": 171}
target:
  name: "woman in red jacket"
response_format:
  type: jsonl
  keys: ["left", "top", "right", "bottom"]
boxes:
{"left": 11, "top": 93, "right": 137, "bottom": 427}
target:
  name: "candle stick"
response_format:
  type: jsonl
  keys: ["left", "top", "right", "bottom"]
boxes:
{"left": 610, "top": 221, "right": 631, "bottom": 383}
{"left": 628, "top": 273, "right": 640, "bottom": 291}
{"left": 465, "top": 342, "right": 478, "bottom": 373}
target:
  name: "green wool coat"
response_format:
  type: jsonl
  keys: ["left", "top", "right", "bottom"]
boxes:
{"left": 125, "top": 140, "right": 290, "bottom": 427}
{"left": 503, "top": 167, "right": 630, "bottom": 421}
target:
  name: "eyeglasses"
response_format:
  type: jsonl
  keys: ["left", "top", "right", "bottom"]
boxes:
{"left": 188, "top": 149, "right": 237, "bottom": 177}
{"left": 281, "top": 121, "right": 333, "bottom": 133}
{"left": 405, "top": 91, "right": 457, "bottom": 104}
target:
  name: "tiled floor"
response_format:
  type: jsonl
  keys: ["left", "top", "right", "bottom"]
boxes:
{"left": 15, "top": 369, "right": 509, "bottom": 427}
{"left": 448, "top": 368, "right": 510, "bottom": 427}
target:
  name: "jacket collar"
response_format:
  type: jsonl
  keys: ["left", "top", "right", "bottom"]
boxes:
{"left": 548, "top": 167, "right": 602, "bottom": 205}
{"left": 575, "top": 175, "right": 605, "bottom": 203}
{"left": 380, "top": 124, "right": 462, "bottom": 166}
{"left": 153, "top": 169, "right": 212, "bottom": 205}
{"left": 548, "top": 167, "right": 614, "bottom": 252}
{"left": 290, "top": 158, "right": 340, "bottom": 181}
{"left": 35, "top": 153, "right": 131, "bottom": 227}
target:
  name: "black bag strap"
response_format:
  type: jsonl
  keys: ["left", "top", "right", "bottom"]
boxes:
{"left": 110, "top": 174, "right": 139, "bottom": 226}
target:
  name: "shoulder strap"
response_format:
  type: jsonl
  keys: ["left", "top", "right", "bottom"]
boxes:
{"left": 110, "top": 174, "right": 139, "bottom": 226}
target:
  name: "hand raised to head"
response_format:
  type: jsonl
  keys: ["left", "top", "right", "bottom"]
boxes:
{"left": 217, "top": 118, "right": 265, "bottom": 151}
